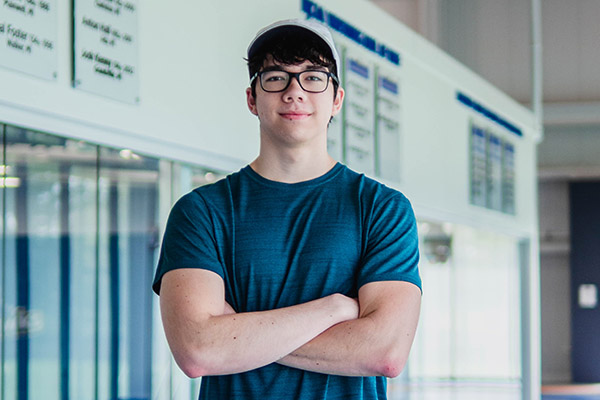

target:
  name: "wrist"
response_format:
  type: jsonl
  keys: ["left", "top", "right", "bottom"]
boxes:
{"left": 326, "top": 293, "right": 359, "bottom": 323}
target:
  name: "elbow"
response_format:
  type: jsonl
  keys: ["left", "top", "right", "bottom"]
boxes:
{"left": 172, "top": 346, "right": 218, "bottom": 378}
{"left": 179, "top": 364, "right": 204, "bottom": 379}
{"left": 168, "top": 328, "right": 242, "bottom": 377}
{"left": 174, "top": 354, "right": 208, "bottom": 379}
{"left": 370, "top": 348, "right": 408, "bottom": 378}
{"left": 377, "top": 357, "right": 406, "bottom": 378}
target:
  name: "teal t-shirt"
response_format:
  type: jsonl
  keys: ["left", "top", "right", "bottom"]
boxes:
{"left": 153, "top": 163, "right": 421, "bottom": 400}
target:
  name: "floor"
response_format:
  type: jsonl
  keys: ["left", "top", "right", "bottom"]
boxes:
{"left": 542, "top": 384, "right": 600, "bottom": 400}
{"left": 386, "top": 382, "right": 600, "bottom": 400}
{"left": 543, "top": 397, "right": 600, "bottom": 400}
{"left": 388, "top": 381, "right": 521, "bottom": 400}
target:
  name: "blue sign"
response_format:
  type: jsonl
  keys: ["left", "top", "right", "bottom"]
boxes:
{"left": 302, "top": 0, "right": 401, "bottom": 66}
{"left": 379, "top": 77, "right": 398, "bottom": 94}
{"left": 348, "top": 59, "right": 369, "bottom": 79}
{"left": 457, "top": 92, "right": 522, "bottom": 137}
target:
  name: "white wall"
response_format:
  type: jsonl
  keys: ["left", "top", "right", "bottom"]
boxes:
{"left": 1, "top": 2, "right": 306, "bottom": 172}
{"left": 1, "top": 0, "right": 541, "bottom": 231}
{"left": 299, "top": 0, "right": 540, "bottom": 236}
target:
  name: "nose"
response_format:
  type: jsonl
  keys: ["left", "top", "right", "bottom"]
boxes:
{"left": 282, "top": 75, "right": 305, "bottom": 102}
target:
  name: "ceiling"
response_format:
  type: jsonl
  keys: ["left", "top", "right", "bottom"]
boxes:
{"left": 369, "top": 0, "right": 600, "bottom": 177}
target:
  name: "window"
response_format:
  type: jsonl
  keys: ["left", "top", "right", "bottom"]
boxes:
{"left": 0, "top": 123, "right": 225, "bottom": 400}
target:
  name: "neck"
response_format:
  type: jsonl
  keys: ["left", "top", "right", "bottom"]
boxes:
{"left": 250, "top": 144, "right": 336, "bottom": 184}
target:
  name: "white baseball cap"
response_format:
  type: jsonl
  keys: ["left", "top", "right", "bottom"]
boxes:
{"left": 247, "top": 18, "right": 341, "bottom": 79}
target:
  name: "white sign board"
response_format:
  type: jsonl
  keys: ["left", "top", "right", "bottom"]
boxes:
{"left": 344, "top": 54, "right": 375, "bottom": 176}
{"left": 579, "top": 284, "right": 598, "bottom": 309}
{"left": 486, "top": 133, "right": 503, "bottom": 211}
{"left": 0, "top": 0, "right": 58, "bottom": 80}
{"left": 502, "top": 141, "right": 516, "bottom": 215}
{"left": 376, "top": 68, "right": 402, "bottom": 182}
{"left": 73, "top": 0, "right": 139, "bottom": 103}
{"left": 469, "top": 124, "right": 487, "bottom": 208}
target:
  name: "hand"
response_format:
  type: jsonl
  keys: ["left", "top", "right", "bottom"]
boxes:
{"left": 329, "top": 293, "right": 359, "bottom": 322}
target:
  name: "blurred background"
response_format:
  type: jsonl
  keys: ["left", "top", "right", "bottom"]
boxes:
{"left": 1, "top": 1, "right": 599, "bottom": 399}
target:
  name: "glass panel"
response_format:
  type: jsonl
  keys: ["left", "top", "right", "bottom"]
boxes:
{"left": 1, "top": 126, "right": 23, "bottom": 399}
{"left": 452, "top": 226, "right": 521, "bottom": 379}
{"left": 151, "top": 160, "right": 173, "bottom": 400}
{"left": 408, "top": 222, "right": 452, "bottom": 379}
{"left": 1, "top": 128, "right": 99, "bottom": 400}
{"left": 4, "top": 126, "right": 63, "bottom": 400}
{"left": 68, "top": 142, "right": 98, "bottom": 400}
{"left": 98, "top": 174, "right": 111, "bottom": 400}
{"left": 406, "top": 220, "right": 521, "bottom": 384}
{"left": 0, "top": 122, "right": 231, "bottom": 400}
{"left": 0, "top": 123, "right": 18, "bottom": 400}
{"left": 99, "top": 147, "right": 160, "bottom": 400}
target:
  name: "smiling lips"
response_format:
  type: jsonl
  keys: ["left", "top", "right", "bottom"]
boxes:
{"left": 279, "top": 111, "right": 311, "bottom": 120}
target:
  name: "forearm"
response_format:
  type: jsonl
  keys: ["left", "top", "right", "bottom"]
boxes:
{"left": 162, "top": 293, "right": 357, "bottom": 377}
{"left": 277, "top": 315, "right": 402, "bottom": 377}
{"left": 278, "top": 281, "right": 421, "bottom": 378}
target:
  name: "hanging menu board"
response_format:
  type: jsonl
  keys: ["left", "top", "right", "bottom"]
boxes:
{"left": 73, "top": 0, "right": 139, "bottom": 103}
{"left": 306, "top": 3, "right": 404, "bottom": 181}
{"left": 0, "top": 0, "right": 58, "bottom": 79}
{"left": 469, "top": 124, "right": 487, "bottom": 207}
{"left": 502, "top": 142, "right": 515, "bottom": 215}
{"left": 327, "top": 47, "right": 344, "bottom": 162}
{"left": 469, "top": 121, "right": 516, "bottom": 215}
{"left": 486, "top": 133, "right": 503, "bottom": 211}
{"left": 344, "top": 53, "right": 375, "bottom": 176}
{"left": 375, "top": 67, "right": 402, "bottom": 182}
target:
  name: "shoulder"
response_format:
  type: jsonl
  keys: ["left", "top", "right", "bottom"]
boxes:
{"left": 337, "top": 164, "right": 413, "bottom": 210}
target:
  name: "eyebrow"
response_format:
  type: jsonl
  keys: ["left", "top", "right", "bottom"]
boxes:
{"left": 260, "top": 65, "right": 329, "bottom": 73}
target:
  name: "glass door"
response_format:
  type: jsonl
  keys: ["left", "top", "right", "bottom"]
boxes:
{"left": 406, "top": 220, "right": 522, "bottom": 385}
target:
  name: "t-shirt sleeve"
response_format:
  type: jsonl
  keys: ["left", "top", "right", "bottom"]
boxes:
{"left": 357, "top": 192, "right": 422, "bottom": 292}
{"left": 152, "top": 191, "right": 224, "bottom": 295}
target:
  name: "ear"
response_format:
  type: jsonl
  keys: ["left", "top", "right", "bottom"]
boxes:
{"left": 331, "top": 87, "right": 345, "bottom": 117}
{"left": 246, "top": 87, "right": 258, "bottom": 116}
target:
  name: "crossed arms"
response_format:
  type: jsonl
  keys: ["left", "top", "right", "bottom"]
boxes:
{"left": 159, "top": 268, "right": 421, "bottom": 378}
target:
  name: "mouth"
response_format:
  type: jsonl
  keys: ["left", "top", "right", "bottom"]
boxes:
{"left": 279, "top": 112, "right": 311, "bottom": 120}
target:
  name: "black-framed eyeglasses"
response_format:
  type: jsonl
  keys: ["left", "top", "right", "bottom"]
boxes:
{"left": 250, "top": 69, "right": 339, "bottom": 93}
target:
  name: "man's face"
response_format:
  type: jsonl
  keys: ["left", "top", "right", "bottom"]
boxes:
{"left": 246, "top": 56, "right": 344, "bottom": 148}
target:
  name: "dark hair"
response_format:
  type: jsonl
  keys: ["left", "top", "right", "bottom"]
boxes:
{"left": 247, "top": 29, "right": 339, "bottom": 99}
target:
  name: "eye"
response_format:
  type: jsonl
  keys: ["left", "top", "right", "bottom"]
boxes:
{"left": 262, "top": 71, "right": 287, "bottom": 82}
{"left": 303, "top": 72, "right": 326, "bottom": 81}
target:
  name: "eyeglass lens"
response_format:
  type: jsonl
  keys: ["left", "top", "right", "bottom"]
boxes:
{"left": 260, "top": 70, "right": 330, "bottom": 93}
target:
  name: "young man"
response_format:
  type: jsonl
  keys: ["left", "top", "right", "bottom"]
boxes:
{"left": 153, "top": 19, "right": 422, "bottom": 399}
